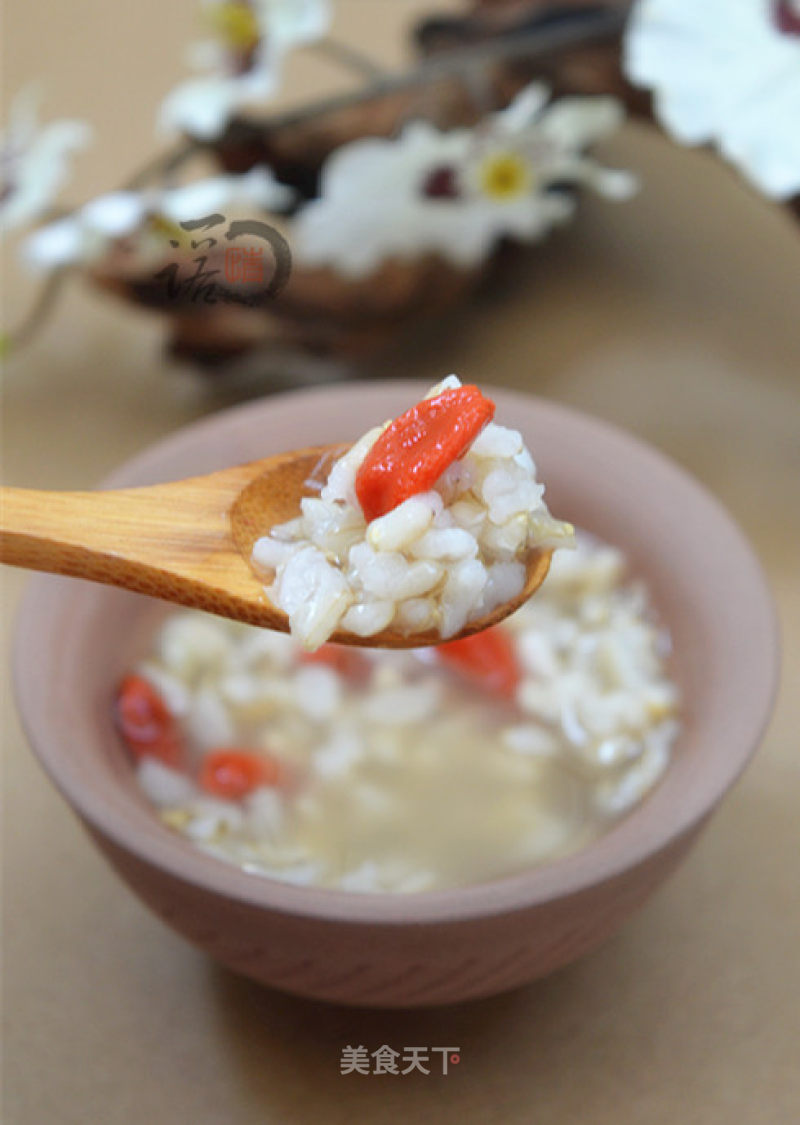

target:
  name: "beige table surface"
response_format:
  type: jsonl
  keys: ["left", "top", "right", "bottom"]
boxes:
{"left": 2, "top": 3, "right": 799, "bottom": 1123}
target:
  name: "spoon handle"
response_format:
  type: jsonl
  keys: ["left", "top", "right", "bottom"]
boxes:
{"left": 0, "top": 472, "right": 256, "bottom": 606}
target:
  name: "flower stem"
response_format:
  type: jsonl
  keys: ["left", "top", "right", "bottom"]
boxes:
{"left": 1, "top": 6, "right": 633, "bottom": 359}
{"left": 270, "top": 8, "right": 627, "bottom": 131}
{"left": 123, "top": 138, "right": 202, "bottom": 191}
{"left": 312, "top": 36, "right": 388, "bottom": 80}
{"left": 2, "top": 136, "right": 206, "bottom": 356}
{"left": 3, "top": 268, "right": 69, "bottom": 356}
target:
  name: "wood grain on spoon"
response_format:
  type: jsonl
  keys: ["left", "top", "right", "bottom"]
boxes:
{"left": 0, "top": 444, "right": 551, "bottom": 648}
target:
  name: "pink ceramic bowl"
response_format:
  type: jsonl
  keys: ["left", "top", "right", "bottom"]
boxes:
{"left": 13, "top": 382, "right": 779, "bottom": 1008}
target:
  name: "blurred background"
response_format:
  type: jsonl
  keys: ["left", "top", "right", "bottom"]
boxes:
{"left": 2, "top": 2, "right": 799, "bottom": 1123}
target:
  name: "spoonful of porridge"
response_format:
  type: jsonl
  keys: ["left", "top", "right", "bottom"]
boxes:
{"left": 0, "top": 377, "right": 573, "bottom": 650}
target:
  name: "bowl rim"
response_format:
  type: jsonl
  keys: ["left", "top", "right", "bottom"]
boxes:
{"left": 12, "top": 381, "right": 781, "bottom": 926}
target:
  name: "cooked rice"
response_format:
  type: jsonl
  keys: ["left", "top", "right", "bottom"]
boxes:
{"left": 132, "top": 535, "right": 680, "bottom": 893}
{"left": 251, "top": 375, "right": 574, "bottom": 648}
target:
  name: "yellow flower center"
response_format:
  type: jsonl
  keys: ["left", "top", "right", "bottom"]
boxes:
{"left": 147, "top": 213, "right": 187, "bottom": 248}
{"left": 478, "top": 152, "right": 533, "bottom": 201}
{"left": 209, "top": 1, "right": 261, "bottom": 53}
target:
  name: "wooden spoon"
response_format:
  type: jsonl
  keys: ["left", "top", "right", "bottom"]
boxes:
{"left": 0, "top": 444, "right": 551, "bottom": 648}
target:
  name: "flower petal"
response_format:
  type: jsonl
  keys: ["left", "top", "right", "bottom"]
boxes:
{"left": 1, "top": 108, "right": 91, "bottom": 233}
{"left": 493, "top": 82, "right": 550, "bottom": 134}
{"left": 164, "top": 167, "right": 294, "bottom": 220}
{"left": 624, "top": 0, "right": 800, "bottom": 197}
{"left": 158, "top": 68, "right": 277, "bottom": 140}
{"left": 81, "top": 192, "right": 145, "bottom": 235}
{"left": 539, "top": 97, "right": 624, "bottom": 148}
{"left": 22, "top": 216, "right": 85, "bottom": 269}
{"left": 266, "top": 0, "right": 332, "bottom": 50}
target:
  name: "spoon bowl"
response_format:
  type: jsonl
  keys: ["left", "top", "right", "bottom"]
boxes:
{"left": 0, "top": 442, "right": 552, "bottom": 648}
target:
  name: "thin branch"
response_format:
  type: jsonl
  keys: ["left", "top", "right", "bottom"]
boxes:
{"left": 267, "top": 8, "right": 627, "bottom": 131}
{"left": 3, "top": 268, "right": 69, "bottom": 355}
{"left": 1, "top": 7, "right": 630, "bottom": 358}
{"left": 313, "top": 36, "right": 388, "bottom": 80}
{"left": 3, "top": 139, "right": 204, "bottom": 357}
{"left": 22, "top": 10, "right": 625, "bottom": 212}
{"left": 122, "top": 137, "right": 203, "bottom": 191}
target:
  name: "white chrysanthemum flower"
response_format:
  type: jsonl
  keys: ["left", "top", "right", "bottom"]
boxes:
{"left": 0, "top": 87, "right": 91, "bottom": 234}
{"left": 625, "top": 0, "right": 800, "bottom": 198}
{"left": 293, "top": 82, "right": 635, "bottom": 279}
{"left": 479, "top": 82, "right": 638, "bottom": 200}
{"left": 293, "top": 122, "right": 479, "bottom": 277}
{"left": 23, "top": 167, "right": 293, "bottom": 270}
{"left": 160, "top": 0, "right": 332, "bottom": 140}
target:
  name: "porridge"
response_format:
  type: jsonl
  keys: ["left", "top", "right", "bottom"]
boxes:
{"left": 118, "top": 535, "right": 680, "bottom": 892}
{"left": 251, "top": 376, "right": 574, "bottom": 648}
